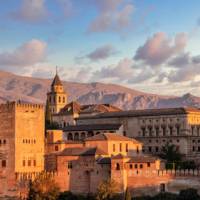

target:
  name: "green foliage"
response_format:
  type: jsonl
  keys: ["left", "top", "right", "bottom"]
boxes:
{"left": 57, "top": 191, "right": 95, "bottom": 200}
{"left": 160, "top": 143, "right": 182, "bottom": 169}
{"left": 152, "top": 192, "right": 178, "bottom": 200}
{"left": 45, "top": 121, "right": 60, "bottom": 130}
{"left": 178, "top": 188, "right": 200, "bottom": 200}
{"left": 27, "top": 172, "right": 60, "bottom": 200}
{"left": 134, "top": 189, "right": 200, "bottom": 200}
{"left": 96, "top": 179, "right": 120, "bottom": 200}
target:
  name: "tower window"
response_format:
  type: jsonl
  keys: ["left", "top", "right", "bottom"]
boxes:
{"left": 126, "top": 144, "right": 128, "bottom": 152}
{"left": 63, "top": 97, "right": 65, "bottom": 103}
{"left": 2, "top": 160, "right": 6, "bottom": 167}
{"left": 113, "top": 144, "right": 116, "bottom": 152}
{"left": 28, "top": 160, "right": 31, "bottom": 166}
{"left": 119, "top": 143, "right": 122, "bottom": 152}
{"left": 59, "top": 96, "right": 61, "bottom": 103}
{"left": 116, "top": 163, "right": 120, "bottom": 170}
{"left": 23, "top": 160, "right": 26, "bottom": 167}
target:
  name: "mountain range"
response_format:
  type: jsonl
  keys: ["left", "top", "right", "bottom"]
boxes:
{"left": 0, "top": 70, "right": 200, "bottom": 110}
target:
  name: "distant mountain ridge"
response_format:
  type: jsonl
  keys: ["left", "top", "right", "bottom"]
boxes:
{"left": 0, "top": 70, "right": 200, "bottom": 110}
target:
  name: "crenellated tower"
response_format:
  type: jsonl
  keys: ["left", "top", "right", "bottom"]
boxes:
{"left": 46, "top": 71, "right": 67, "bottom": 122}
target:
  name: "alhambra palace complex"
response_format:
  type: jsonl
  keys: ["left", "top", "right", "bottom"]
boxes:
{"left": 1, "top": 73, "right": 200, "bottom": 198}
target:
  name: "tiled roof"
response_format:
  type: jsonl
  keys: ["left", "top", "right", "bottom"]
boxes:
{"left": 51, "top": 74, "right": 62, "bottom": 86}
{"left": 80, "top": 104, "right": 121, "bottom": 114}
{"left": 85, "top": 133, "right": 141, "bottom": 144}
{"left": 97, "top": 157, "right": 111, "bottom": 164}
{"left": 78, "top": 107, "right": 200, "bottom": 120}
{"left": 57, "top": 102, "right": 121, "bottom": 115}
{"left": 62, "top": 124, "right": 122, "bottom": 132}
{"left": 127, "top": 155, "right": 158, "bottom": 163}
{"left": 57, "top": 147, "right": 106, "bottom": 156}
{"left": 59, "top": 101, "right": 81, "bottom": 114}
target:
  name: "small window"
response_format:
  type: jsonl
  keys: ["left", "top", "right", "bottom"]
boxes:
{"left": 136, "top": 146, "right": 139, "bottom": 154}
{"left": 126, "top": 144, "right": 128, "bottom": 152}
{"left": 33, "top": 160, "right": 36, "bottom": 166}
{"left": 160, "top": 183, "right": 166, "bottom": 193}
{"left": 116, "top": 163, "right": 120, "bottom": 170}
{"left": 129, "top": 164, "right": 133, "bottom": 169}
{"left": 140, "top": 164, "right": 143, "bottom": 169}
{"left": 2, "top": 160, "right": 6, "bottom": 168}
{"left": 119, "top": 143, "right": 122, "bottom": 152}
{"left": 28, "top": 160, "right": 31, "bottom": 166}
{"left": 193, "top": 146, "right": 195, "bottom": 152}
{"left": 113, "top": 144, "right": 116, "bottom": 152}
{"left": 68, "top": 162, "right": 73, "bottom": 169}
{"left": 134, "top": 164, "right": 138, "bottom": 169}
{"left": 155, "top": 146, "right": 159, "bottom": 152}
{"left": 148, "top": 146, "right": 152, "bottom": 152}
{"left": 23, "top": 160, "right": 26, "bottom": 167}
{"left": 55, "top": 145, "right": 59, "bottom": 151}
{"left": 3, "top": 140, "right": 6, "bottom": 144}
{"left": 147, "top": 162, "right": 151, "bottom": 167}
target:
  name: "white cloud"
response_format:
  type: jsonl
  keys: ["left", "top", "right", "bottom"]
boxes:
{"left": 12, "top": 0, "right": 48, "bottom": 23}
{"left": 134, "top": 32, "right": 187, "bottom": 66}
{"left": 88, "top": 0, "right": 134, "bottom": 33}
{"left": 0, "top": 39, "right": 47, "bottom": 67}
{"left": 87, "top": 44, "right": 117, "bottom": 61}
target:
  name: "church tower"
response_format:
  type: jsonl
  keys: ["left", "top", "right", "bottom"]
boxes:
{"left": 46, "top": 71, "right": 67, "bottom": 122}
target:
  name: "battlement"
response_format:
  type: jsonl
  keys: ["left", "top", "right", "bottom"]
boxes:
{"left": 0, "top": 101, "right": 44, "bottom": 111}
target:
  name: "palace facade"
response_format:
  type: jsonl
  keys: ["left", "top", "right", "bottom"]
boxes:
{"left": 47, "top": 73, "right": 200, "bottom": 161}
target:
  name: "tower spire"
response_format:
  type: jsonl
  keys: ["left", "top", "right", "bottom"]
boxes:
{"left": 56, "top": 66, "right": 58, "bottom": 75}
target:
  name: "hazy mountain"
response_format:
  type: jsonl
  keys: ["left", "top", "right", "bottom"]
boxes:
{"left": 0, "top": 70, "right": 200, "bottom": 110}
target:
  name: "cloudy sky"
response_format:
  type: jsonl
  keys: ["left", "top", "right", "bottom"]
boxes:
{"left": 1, "top": 0, "right": 200, "bottom": 96}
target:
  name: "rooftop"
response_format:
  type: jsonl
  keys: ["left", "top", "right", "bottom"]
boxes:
{"left": 58, "top": 147, "right": 107, "bottom": 156}
{"left": 85, "top": 133, "right": 141, "bottom": 144}
{"left": 62, "top": 124, "right": 122, "bottom": 132}
{"left": 78, "top": 107, "right": 200, "bottom": 120}
{"left": 51, "top": 74, "right": 63, "bottom": 87}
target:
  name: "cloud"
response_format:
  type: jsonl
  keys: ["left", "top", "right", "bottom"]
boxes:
{"left": 0, "top": 39, "right": 47, "bottom": 67}
{"left": 11, "top": 0, "right": 48, "bottom": 23}
{"left": 87, "top": 44, "right": 117, "bottom": 61}
{"left": 88, "top": 0, "right": 134, "bottom": 33}
{"left": 168, "top": 52, "right": 190, "bottom": 68}
{"left": 134, "top": 32, "right": 187, "bottom": 66}
{"left": 92, "top": 58, "right": 135, "bottom": 81}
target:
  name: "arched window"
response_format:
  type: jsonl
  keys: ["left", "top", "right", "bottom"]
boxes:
{"left": 68, "top": 133, "right": 73, "bottom": 140}
{"left": 148, "top": 126, "right": 153, "bottom": 136}
{"left": 81, "top": 132, "right": 86, "bottom": 140}
{"left": 63, "top": 122, "right": 66, "bottom": 127}
{"left": 74, "top": 132, "right": 79, "bottom": 141}
{"left": 3, "top": 140, "right": 6, "bottom": 144}
{"left": 116, "top": 163, "right": 120, "bottom": 170}
{"left": 169, "top": 126, "right": 173, "bottom": 136}
{"left": 59, "top": 96, "right": 61, "bottom": 103}
{"left": 162, "top": 125, "right": 166, "bottom": 136}
{"left": 141, "top": 127, "right": 145, "bottom": 137}
{"left": 88, "top": 131, "right": 94, "bottom": 137}
{"left": 176, "top": 125, "right": 180, "bottom": 135}
{"left": 63, "top": 97, "right": 65, "bottom": 103}
{"left": 155, "top": 127, "right": 159, "bottom": 136}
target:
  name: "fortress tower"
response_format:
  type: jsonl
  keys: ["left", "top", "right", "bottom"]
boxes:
{"left": 0, "top": 101, "right": 45, "bottom": 196}
{"left": 46, "top": 71, "right": 68, "bottom": 122}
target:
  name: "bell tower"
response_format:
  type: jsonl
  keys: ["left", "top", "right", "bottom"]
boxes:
{"left": 46, "top": 69, "right": 67, "bottom": 121}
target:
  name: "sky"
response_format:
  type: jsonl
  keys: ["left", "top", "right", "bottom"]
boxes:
{"left": 1, "top": 0, "right": 200, "bottom": 96}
